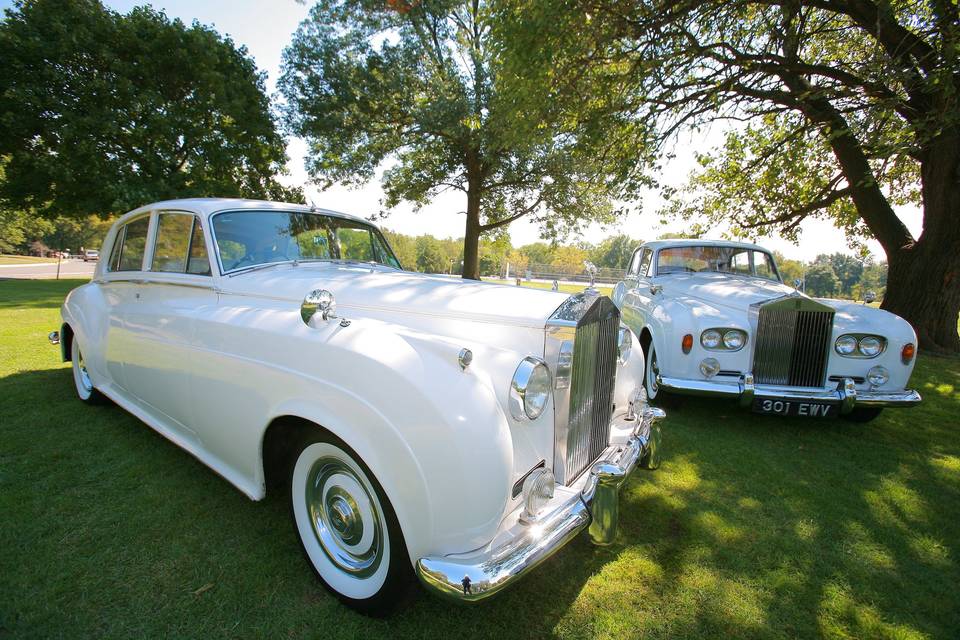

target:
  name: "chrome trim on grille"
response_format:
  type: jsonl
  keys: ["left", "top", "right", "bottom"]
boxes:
{"left": 752, "top": 294, "right": 834, "bottom": 388}
{"left": 546, "top": 293, "right": 620, "bottom": 485}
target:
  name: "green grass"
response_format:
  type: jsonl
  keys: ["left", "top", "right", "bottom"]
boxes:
{"left": 483, "top": 278, "right": 614, "bottom": 297}
{"left": 0, "top": 254, "right": 55, "bottom": 265}
{"left": 2, "top": 279, "right": 959, "bottom": 639}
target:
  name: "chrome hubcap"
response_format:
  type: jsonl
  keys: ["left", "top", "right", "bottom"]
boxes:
{"left": 77, "top": 350, "right": 92, "bottom": 392}
{"left": 304, "top": 456, "right": 383, "bottom": 577}
{"left": 649, "top": 351, "right": 659, "bottom": 393}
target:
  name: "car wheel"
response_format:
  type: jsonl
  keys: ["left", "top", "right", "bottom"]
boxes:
{"left": 71, "top": 338, "right": 106, "bottom": 404}
{"left": 841, "top": 407, "right": 884, "bottom": 423}
{"left": 644, "top": 344, "right": 661, "bottom": 401}
{"left": 290, "top": 431, "right": 412, "bottom": 615}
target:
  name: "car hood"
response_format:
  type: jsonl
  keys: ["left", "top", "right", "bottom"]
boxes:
{"left": 219, "top": 262, "right": 571, "bottom": 329}
{"left": 661, "top": 273, "right": 798, "bottom": 312}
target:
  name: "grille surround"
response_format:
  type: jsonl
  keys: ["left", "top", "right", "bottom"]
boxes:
{"left": 752, "top": 295, "right": 835, "bottom": 388}
{"left": 546, "top": 294, "right": 620, "bottom": 485}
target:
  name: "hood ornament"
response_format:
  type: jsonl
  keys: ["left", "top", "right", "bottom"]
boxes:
{"left": 301, "top": 289, "right": 339, "bottom": 325}
{"left": 584, "top": 261, "right": 599, "bottom": 294}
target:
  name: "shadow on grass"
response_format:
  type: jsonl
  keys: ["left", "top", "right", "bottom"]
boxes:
{"left": 2, "top": 358, "right": 959, "bottom": 639}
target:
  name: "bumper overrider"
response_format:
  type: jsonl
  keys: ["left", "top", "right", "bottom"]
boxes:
{"left": 657, "top": 373, "right": 921, "bottom": 412}
{"left": 415, "top": 400, "right": 665, "bottom": 601}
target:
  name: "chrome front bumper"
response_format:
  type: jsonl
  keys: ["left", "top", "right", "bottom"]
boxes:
{"left": 415, "top": 402, "right": 665, "bottom": 601}
{"left": 658, "top": 373, "right": 921, "bottom": 413}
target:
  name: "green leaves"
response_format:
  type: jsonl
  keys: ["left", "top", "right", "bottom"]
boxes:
{"left": 0, "top": 0, "right": 298, "bottom": 218}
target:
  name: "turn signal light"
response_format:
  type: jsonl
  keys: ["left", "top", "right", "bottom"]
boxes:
{"left": 901, "top": 343, "right": 916, "bottom": 364}
{"left": 682, "top": 334, "right": 693, "bottom": 354}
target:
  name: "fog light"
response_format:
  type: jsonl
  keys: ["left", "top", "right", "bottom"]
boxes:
{"left": 867, "top": 365, "right": 889, "bottom": 388}
{"left": 699, "top": 357, "right": 720, "bottom": 378}
{"left": 520, "top": 467, "right": 556, "bottom": 523}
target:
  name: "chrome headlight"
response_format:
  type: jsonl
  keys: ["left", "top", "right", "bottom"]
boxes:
{"left": 835, "top": 335, "right": 858, "bottom": 355}
{"left": 722, "top": 329, "right": 746, "bottom": 351}
{"left": 835, "top": 334, "right": 886, "bottom": 358}
{"left": 509, "top": 357, "right": 552, "bottom": 420}
{"left": 700, "top": 329, "right": 722, "bottom": 349}
{"left": 858, "top": 336, "right": 883, "bottom": 357}
{"left": 617, "top": 326, "right": 633, "bottom": 364}
{"left": 867, "top": 365, "right": 889, "bottom": 387}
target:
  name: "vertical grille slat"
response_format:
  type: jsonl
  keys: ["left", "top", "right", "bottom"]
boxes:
{"left": 564, "top": 297, "right": 619, "bottom": 483}
{"left": 754, "top": 297, "right": 834, "bottom": 388}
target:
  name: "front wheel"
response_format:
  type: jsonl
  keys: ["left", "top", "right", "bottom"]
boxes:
{"left": 644, "top": 344, "right": 681, "bottom": 408}
{"left": 71, "top": 337, "right": 106, "bottom": 405}
{"left": 290, "top": 432, "right": 412, "bottom": 615}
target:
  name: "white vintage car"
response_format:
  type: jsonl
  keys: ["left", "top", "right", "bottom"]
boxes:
{"left": 612, "top": 239, "right": 921, "bottom": 422}
{"left": 49, "top": 198, "right": 664, "bottom": 613}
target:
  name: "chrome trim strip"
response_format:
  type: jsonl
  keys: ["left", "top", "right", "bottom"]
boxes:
{"left": 415, "top": 402, "right": 664, "bottom": 601}
{"left": 657, "top": 375, "right": 922, "bottom": 408}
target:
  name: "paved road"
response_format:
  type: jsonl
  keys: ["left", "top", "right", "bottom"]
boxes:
{"left": 0, "top": 260, "right": 97, "bottom": 279}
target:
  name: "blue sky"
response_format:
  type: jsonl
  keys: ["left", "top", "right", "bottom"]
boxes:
{"left": 1, "top": 0, "right": 920, "bottom": 260}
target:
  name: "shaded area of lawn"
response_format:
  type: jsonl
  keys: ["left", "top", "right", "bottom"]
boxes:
{"left": 1, "top": 279, "right": 958, "bottom": 639}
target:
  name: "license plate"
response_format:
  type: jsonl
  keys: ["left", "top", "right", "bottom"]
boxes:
{"left": 752, "top": 398, "right": 836, "bottom": 418}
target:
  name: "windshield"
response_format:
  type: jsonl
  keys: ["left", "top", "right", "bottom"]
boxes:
{"left": 211, "top": 210, "right": 401, "bottom": 273}
{"left": 656, "top": 246, "right": 780, "bottom": 281}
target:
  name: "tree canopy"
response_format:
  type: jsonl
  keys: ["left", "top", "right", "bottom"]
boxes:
{"left": 499, "top": 0, "right": 960, "bottom": 351}
{"left": 279, "top": 0, "right": 649, "bottom": 279}
{"left": 0, "top": 0, "right": 299, "bottom": 219}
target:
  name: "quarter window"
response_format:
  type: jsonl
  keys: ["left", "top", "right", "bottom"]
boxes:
{"left": 112, "top": 216, "right": 150, "bottom": 272}
{"left": 638, "top": 249, "right": 653, "bottom": 277}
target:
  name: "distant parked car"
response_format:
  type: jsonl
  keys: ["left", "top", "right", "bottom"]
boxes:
{"left": 83, "top": 250, "right": 99, "bottom": 262}
{"left": 612, "top": 239, "right": 920, "bottom": 423}
{"left": 50, "top": 198, "right": 665, "bottom": 613}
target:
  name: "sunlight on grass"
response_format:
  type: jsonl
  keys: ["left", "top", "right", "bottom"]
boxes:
{"left": 864, "top": 469, "right": 929, "bottom": 528}
{"left": 794, "top": 518, "right": 819, "bottom": 541}
{"left": 693, "top": 511, "right": 745, "bottom": 543}
{"left": 818, "top": 582, "right": 929, "bottom": 640}
{"left": 841, "top": 522, "right": 898, "bottom": 572}
{"left": 908, "top": 534, "right": 952, "bottom": 568}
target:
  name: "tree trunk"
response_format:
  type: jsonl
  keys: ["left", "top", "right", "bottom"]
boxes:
{"left": 462, "top": 186, "right": 482, "bottom": 280}
{"left": 881, "top": 129, "right": 960, "bottom": 354}
{"left": 882, "top": 240, "right": 960, "bottom": 353}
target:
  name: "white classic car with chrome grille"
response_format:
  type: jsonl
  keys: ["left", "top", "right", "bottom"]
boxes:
{"left": 49, "top": 198, "right": 663, "bottom": 613}
{"left": 612, "top": 239, "right": 921, "bottom": 422}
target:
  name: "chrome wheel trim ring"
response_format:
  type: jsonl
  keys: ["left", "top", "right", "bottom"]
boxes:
{"left": 77, "top": 351, "right": 93, "bottom": 392}
{"left": 647, "top": 348, "right": 660, "bottom": 396}
{"left": 304, "top": 455, "right": 383, "bottom": 579}
{"left": 72, "top": 340, "right": 93, "bottom": 398}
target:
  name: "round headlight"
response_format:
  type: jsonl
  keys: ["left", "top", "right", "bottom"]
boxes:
{"left": 858, "top": 336, "right": 883, "bottom": 357}
{"left": 699, "top": 357, "right": 720, "bottom": 378}
{"left": 701, "top": 329, "right": 722, "bottom": 349}
{"left": 867, "top": 365, "right": 889, "bottom": 387}
{"left": 521, "top": 467, "right": 556, "bottom": 522}
{"left": 723, "top": 330, "right": 746, "bottom": 350}
{"left": 509, "top": 357, "right": 552, "bottom": 420}
{"left": 835, "top": 335, "right": 858, "bottom": 355}
{"left": 617, "top": 326, "right": 633, "bottom": 364}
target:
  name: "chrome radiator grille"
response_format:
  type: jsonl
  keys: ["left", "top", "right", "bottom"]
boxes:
{"left": 753, "top": 297, "right": 835, "bottom": 388}
{"left": 563, "top": 297, "right": 620, "bottom": 483}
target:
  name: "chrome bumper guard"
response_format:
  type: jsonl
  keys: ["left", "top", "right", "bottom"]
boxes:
{"left": 657, "top": 373, "right": 921, "bottom": 414}
{"left": 415, "top": 401, "right": 665, "bottom": 601}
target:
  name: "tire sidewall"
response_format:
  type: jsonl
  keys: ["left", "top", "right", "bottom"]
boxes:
{"left": 644, "top": 344, "right": 660, "bottom": 401}
{"left": 71, "top": 338, "right": 93, "bottom": 402}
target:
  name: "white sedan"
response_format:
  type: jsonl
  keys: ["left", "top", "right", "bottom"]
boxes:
{"left": 49, "top": 198, "right": 664, "bottom": 613}
{"left": 612, "top": 239, "right": 920, "bottom": 422}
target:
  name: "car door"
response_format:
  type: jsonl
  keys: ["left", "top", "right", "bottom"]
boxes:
{"left": 621, "top": 248, "right": 654, "bottom": 330}
{"left": 98, "top": 214, "right": 152, "bottom": 393}
{"left": 121, "top": 210, "right": 217, "bottom": 441}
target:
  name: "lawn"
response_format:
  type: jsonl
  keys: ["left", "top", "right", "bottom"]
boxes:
{"left": 483, "top": 278, "right": 614, "bottom": 297}
{"left": 1, "top": 279, "right": 958, "bottom": 639}
{"left": 0, "top": 254, "right": 55, "bottom": 265}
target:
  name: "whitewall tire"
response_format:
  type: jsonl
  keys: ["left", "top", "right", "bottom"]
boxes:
{"left": 71, "top": 337, "right": 105, "bottom": 404}
{"left": 644, "top": 344, "right": 661, "bottom": 401}
{"left": 290, "top": 432, "right": 411, "bottom": 614}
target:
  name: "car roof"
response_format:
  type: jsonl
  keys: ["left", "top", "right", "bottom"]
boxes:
{"left": 115, "top": 198, "right": 368, "bottom": 226}
{"left": 642, "top": 238, "right": 772, "bottom": 253}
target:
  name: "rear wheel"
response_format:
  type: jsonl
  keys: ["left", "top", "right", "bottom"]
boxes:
{"left": 71, "top": 338, "right": 106, "bottom": 405}
{"left": 842, "top": 407, "right": 884, "bottom": 423}
{"left": 290, "top": 431, "right": 412, "bottom": 615}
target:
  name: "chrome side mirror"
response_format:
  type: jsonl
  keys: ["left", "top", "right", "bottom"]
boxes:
{"left": 301, "top": 289, "right": 337, "bottom": 325}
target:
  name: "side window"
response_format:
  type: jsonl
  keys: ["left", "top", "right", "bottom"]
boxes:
{"left": 628, "top": 249, "right": 642, "bottom": 276}
{"left": 638, "top": 249, "right": 653, "bottom": 277}
{"left": 114, "top": 216, "right": 150, "bottom": 271}
{"left": 186, "top": 219, "right": 211, "bottom": 275}
{"left": 108, "top": 227, "right": 125, "bottom": 271}
{"left": 153, "top": 213, "right": 193, "bottom": 272}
